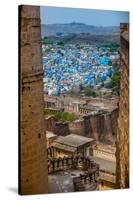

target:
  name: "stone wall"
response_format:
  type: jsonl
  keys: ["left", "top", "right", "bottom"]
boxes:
{"left": 69, "top": 119, "right": 86, "bottom": 135}
{"left": 45, "top": 108, "right": 118, "bottom": 144}
{"left": 116, "top": 23, "right": 129, "bottom": 188}
{"left": 93, "top": 144, "right": 116, "bottom": 162}
{"left": 54, "top": 122, "right": 70, "bottom": 136}
{"left": 45, "top": 116, "right": 70, "bottom": 136}
{"left": 19, "top": 5, "right": 48, "bottom": 195}
{"left": 45, "top": 116, "right": 57, "bottom": 132}
{"left": 83, "top": 109, "right": 118, "bottom": 144}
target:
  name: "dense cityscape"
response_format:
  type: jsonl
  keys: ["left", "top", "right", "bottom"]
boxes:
{"left": 42, "top": 42, "right": 119, "bottom": 97}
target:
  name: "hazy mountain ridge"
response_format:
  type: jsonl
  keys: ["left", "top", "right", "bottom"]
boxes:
{"left": 41, "top": 22, "right": 120, "bottom": 37}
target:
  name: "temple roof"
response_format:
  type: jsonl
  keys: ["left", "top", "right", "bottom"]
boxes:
{"left": 53, "top": 142, "right": 76, "bottom": 153}
{"left": 54, "top": 134, "right": 94, "bottom": 148}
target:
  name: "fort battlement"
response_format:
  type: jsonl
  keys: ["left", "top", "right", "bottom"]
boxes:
{"left": 47, "top": 155, "right": 99, "bottom": 191}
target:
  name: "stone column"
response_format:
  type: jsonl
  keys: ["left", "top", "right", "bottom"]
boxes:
{"left": 116, "top": 23, "right": 129, "bottom": 189}
{"left": 19, "top": 5, "right": 48, "bottom": 194}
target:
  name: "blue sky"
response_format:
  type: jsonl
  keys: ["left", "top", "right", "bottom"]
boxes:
{"left": 40, "top": 6, "right": 129, "bottom": 26}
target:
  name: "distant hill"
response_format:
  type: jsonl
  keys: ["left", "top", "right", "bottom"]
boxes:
{"left": 41, "top": 22, "right": 120, "bottom": 37}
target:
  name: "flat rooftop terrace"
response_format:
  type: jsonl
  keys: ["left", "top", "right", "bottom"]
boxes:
{"left": 55, "top": 134, "right": 94, "bottom": 148}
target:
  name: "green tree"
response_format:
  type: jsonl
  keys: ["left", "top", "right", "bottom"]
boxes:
{"left": 110, "top": 70, "right": 120, "bottom": 94}
{"left": 44, "top": 109, "right": 78, "bottom": 122}
{"left": 84, "top": 86, "right": 97, "bottom": 97}
{"left": 57, "top": 41, "right": 64, "bottom": 46}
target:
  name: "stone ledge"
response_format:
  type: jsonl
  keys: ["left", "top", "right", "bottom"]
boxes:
{"left": 22, "top": 70, "right": 43, "bottom": 84}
